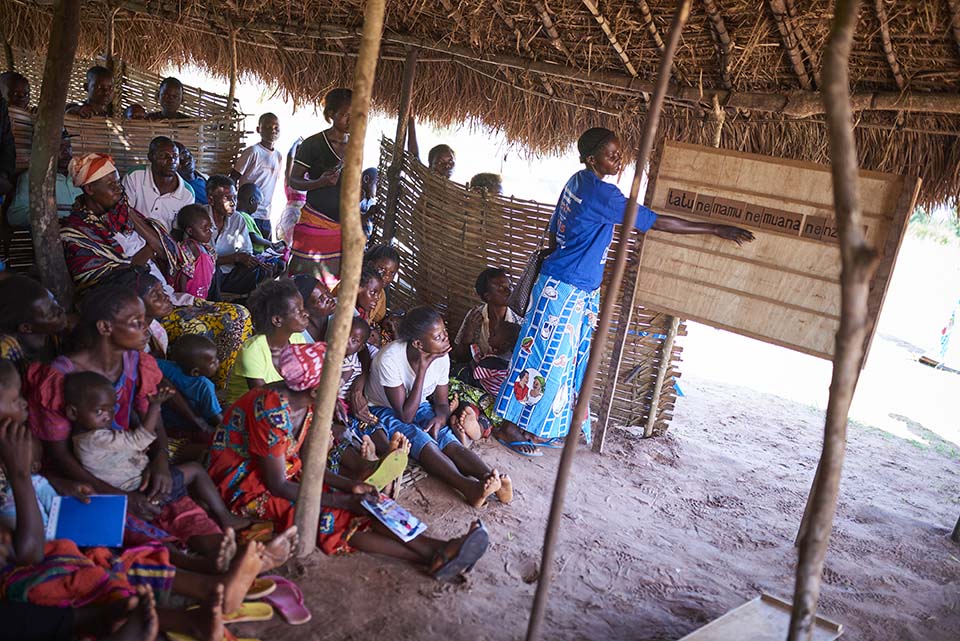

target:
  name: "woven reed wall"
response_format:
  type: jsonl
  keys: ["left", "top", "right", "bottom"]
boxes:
{"left": 10, "top": 46, "right": 236, "bottom": 119}
{"left": 376, "top": 138, "right": 683, "bottom": 436}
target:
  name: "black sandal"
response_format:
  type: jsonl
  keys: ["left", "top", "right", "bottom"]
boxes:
{"left": 430, "top": 520, "right": 489, "bottom": 582}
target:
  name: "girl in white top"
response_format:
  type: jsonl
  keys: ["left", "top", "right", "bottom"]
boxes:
{"left": 366, "top": 306, "right": 512, "bottom": 507}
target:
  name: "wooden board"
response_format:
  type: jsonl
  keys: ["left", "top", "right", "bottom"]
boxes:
{"left": 640, "top": 140, "right": 920, "bottom": 361}
{"left": 678, "top": 594, "right": 843, "bottom": 641}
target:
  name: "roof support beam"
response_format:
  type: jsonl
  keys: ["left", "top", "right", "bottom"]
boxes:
{"left": 490, "top": 0, "right": 556, "bottom": 96}
{"left": 534, "top": 1, "right": 576, "bottom": 65}
{"left": 768, "top": 0, "right": 816, "bottom": 89}
{"left": 948, "top": 0, "right": 960, "bottom": 58}
{"left": 873, "top": 0, "right": 905, "bottom": 90}
{"left": 702, "top": 0, "right": 733, "bottom": 89}
{"left": 581, "top": 0, "right": 638, "bottom": 77}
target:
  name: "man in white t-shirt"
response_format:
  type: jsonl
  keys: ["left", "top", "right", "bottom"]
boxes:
{"left": 231, "top": 113, "right": 282, "bottom": 241}
{"left": 122, "top": 136, "right": 196, "bottom": 232}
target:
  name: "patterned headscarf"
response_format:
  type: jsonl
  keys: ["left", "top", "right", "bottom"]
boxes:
{"left": 68, "top": 153, "right": 117, "bottom": 187}
{"left": 279, "top": 343, "right": 328, "bottom": 391}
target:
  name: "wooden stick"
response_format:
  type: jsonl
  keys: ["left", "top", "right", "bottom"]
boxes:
{"left": 534, "top": 1, "right": 575, "bottom": 64}
{"left": 873, "top": 0, "right": 905, "bottom": 90}
{"left": 950, "top": 1, "right": 960, "bottom": 59}
{"left": 524, "top": 3, "right": 692, "bottom": 639}
{"left": 382, "top": 47, "right": 418, "bottom": 242}
{"left": 226, "top": 27, "right": 238, "bottom": 114}
{"left": 702, "top": 0, "right": 733, "bottom": 89}
{"left": 582, "top": 0, "right": 637, "bottom": 77}
{"left": 292, "top": 0, "right": 386, "bottom": 557}
{"left": 28, "top": 0, "right": 79, "bottom": 307}
{"left": 788, "top": 1, "right": 880, "bottom": 640}
{"left": 768, "top": 0, "right": 815, "bottom": 90}
{"left": 3, "top": 41, "right": 13, "bottom": 72}
{"left": 491, "top": 0, "right": 556, "bottom": 96}
{"left": 644, "top": 316, "right": 680, "bottom": 437}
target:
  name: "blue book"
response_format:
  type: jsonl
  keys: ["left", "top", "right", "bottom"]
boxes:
{"left": 45, "top": 495, "right": 127, "bottom": 547}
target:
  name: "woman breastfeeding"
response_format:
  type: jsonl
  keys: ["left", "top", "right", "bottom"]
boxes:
{"left": 494, "top": 127, "right": 754, "bottom": 454}
{"left": 366, "top": 305, "right": 511, "bottom": 508}
{"left": 59, "top": 152, "right": 252, "bottom": 389}
{"left": 208, "top": 342, "right": 492, "bottom": 580}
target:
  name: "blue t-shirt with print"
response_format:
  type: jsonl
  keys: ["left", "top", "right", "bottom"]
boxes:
{"left": 540, "top": 170, "right": 657, "bottom": 292}
{"left": 157, "top": 359, "right": 222, "bottom": 426}
{"left": 0, "top": 473, "right": 59, "bottom": 536}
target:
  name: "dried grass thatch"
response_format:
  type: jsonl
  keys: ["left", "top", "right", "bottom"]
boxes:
{"left": 2, "top": 0, "right": 960, "bottom": 208}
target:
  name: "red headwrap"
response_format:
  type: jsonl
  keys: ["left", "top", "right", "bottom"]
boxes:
{"left": 279, "top": 343, "right": 328, "bottom": 391}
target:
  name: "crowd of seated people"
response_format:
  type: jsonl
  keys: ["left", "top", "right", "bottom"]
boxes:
{"left": 0, "top": 67, "right": 534, "bottom": 641}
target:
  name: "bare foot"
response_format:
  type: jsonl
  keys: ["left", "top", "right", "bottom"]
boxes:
{"left": 468, "top": 470, "right": 502, "bottom": 508}
{"left": 496, "top": 473, "right": 513, "bottom": 504}
{"left": 173, "top": 584, "right": 225, "bottom": 641}
{"left": 103, "top": 586, "right": 158, "bottom": 641}
{"left": 459, "top": 406, "right": 483, "bottom": 441}
{"left": 389, "top": 432, "right": 411, "bottom": 455}
{"left": 262, "top": 526, "right": 299, "bottom": 572}
{"left": 214, "top": 527, "right": 237, "bottom": 574}
{"left": 448, "top": 414, "right": 470, "bottom": 447}
{"left": 360, "top": 435, "right": 378, "bottom": 462}
{"left": 222, "top": 541, "right": 264, "bottom": 614}
{"left": 219, "top": 511, "right": 254, "bottom": 532}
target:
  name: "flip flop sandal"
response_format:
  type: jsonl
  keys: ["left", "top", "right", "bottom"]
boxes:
{"left": 188, "top": 601, "right": 275, "bottom": 624}
{"left": 496, "top": 438, "right": 543, "bottom": 457}
{"left": 431, "top": 521, "right": 490, "bottom": 582}
{"left": 364, "top": 450, "right": 409, "bottom": 491}
{"left": 240, "top": 522, "right": 275, "bottom": 543}
{"left": 245, "top": 577, "right": 277, "bottom": 600}
{"left": 260, "top": 574, "right": 312, "bottom": 625}
{"left": 537, "top": 437, "right": 565, "bottom": 449}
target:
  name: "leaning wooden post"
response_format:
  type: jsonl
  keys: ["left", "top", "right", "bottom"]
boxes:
{"left": 787, "top": 1, "right": 879, "bottom": 640}
{"left": 225, "top": 27, "right": 239, "bottom": 115}
{"left": 28, "top": 0, "right": 79, "bottom": 306}
{"left": 293, "top": 0, "right": 386, "bottom": 557}
{"left": 525, "top": 2, "right": 691, "bottom": 639}
{"left": 643, "top": 315, "right": 679, "bottom": 437}
{"left": 104, "top": 5, "right": 121, "bottom": 118}
{"left": 382, "top": 47, "right": 418, "bottom": 242}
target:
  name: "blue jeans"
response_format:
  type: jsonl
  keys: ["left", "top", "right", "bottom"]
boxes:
{"left": 369, "top": 402, "right": 460, "bottom": 459}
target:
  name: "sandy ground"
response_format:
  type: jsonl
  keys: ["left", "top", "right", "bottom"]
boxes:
{"left": 223, "top": 234, "right": 959, "bottom": 641}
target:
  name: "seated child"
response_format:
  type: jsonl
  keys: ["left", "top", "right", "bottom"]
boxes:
{"left": 123, "top": 103, "right": 147, "bottom": 120}
{"left": 175, "top": 204, "right": 216, "bottom": 299}
{"left": 65, "top": 371, "right": 251, "bottom": 534}
{"left": 158, "top": 335, "right": 223, "bottom": 436}
{"left": 236, "top": 183, "right": 285, "bottom": 256}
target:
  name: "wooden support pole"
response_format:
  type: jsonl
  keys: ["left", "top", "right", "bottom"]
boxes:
{"left": 582, "top": 0, "right": 638, "bottom": 77}
{"left": 28, "top": 0, "right": 79, "bottom": 306}
{"left": 643, "top": 316, "right": 680, "bottom": 437}
{"left": 3, "top": 41, "right": 13, "bottom": 72}
{"left": 702, "top": 0, "right": 733, "bottom": 89}
{"left": 591, "top": 141, "right": 664, "bottom": 454}
{"left": 525, "top": 4, "right": 691, "bottom": 639}
{"left": 293, "top": 0, "right": 385, "bottom": 557}
{"left": 226, "top": 27, "right": 238, "bottom": 114}
{"left": 768, "top": 0, "right": 815, "bottom": 90}
{"left": 873, "top": 0, "right": 905, "bottom": 90}
{"left": 382, "top": 47, "right": 418, "bottom": 243}
{"left": 788, "top": 1, "right": 880, "bottom": 640}
{"left": 104, "top": 5, "right": 121, "bottom": 118}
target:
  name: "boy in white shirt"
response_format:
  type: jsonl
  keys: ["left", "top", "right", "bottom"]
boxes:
{"left": 231, "top": 113, "right": 282, "bottom": 240}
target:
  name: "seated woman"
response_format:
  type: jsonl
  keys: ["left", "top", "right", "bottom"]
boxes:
{"left": 208, "top": 342, "right": 491, "bottom": 580}
{"left": 60, "top": 153, "right": 253, "bottom": 389}
{"left": 206, "top": 175, "right": 278, "bottom": 300}
{"left": 451, "top": 267, "right": 520, "bottom": 397}
{"left": 365, "top": 306, "right": 512, "bottom": 507}
{"left": 0, "top": 403, "right": 282, "bottom": 638}
{"left": 105, "top": 267, "right": 174, "bottom": 357}
{"left": 223, "top": 278, "right": 308, "bottom": 406}
{"left": 0, "top": 276, "right": 69, "bottom": 380}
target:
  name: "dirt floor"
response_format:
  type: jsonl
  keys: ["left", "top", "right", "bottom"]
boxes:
{"left": 228, "top": 366, "right": 959, "bottom": 641}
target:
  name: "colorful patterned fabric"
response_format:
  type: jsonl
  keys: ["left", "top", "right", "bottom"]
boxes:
{"left": 448, "top": 377, "right": 497, "bottom": 435}
{"left": 209, "top": 388, "right": 370, "bottom": 554}
{"left": 0, "top": 539, "right": 174, "bottom": 607}
{"left": 278, "top": 342, "right": 328, "bottom": 391}
{"left": 175, "top": 239, "right": 216, "bottom": 299}
{"left": 495, "top": 273, "right": 599, "bottom": 442}
{"left": 0, "top": 334, "right": 27, "bottom": 381}
{"left": 288, "top": 203, "right": 341, "bottom": 288}
{"left": 67, "top": 153, "right": 116, "bottom": 187}
{"left": 159, "top": 299, "right": 253, "bottom": 390}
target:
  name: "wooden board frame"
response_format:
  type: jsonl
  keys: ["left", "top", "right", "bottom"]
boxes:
{"left": 638, "top": 140, "right": 919, "bottom": 362}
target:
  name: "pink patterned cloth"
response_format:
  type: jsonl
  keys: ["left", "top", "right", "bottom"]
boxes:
{"left": 278, "top": 343, "right": 327, "bottom": 390}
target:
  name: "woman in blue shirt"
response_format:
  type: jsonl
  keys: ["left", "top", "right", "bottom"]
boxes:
{"left": 494, "top": 128, "right": 753, "bottom": 455}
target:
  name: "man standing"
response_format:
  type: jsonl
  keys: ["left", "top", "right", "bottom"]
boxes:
{"left": 65, "top": 67, "right": 114, "bottom": 118}
{"left": 7, "top": 129, "right": 82, "bottom": 227}
{"left": 231, "top": 112, "right": 282, "bottom": 240}
{"left": 122, "top": 136, "right": 195, "bottom": 232}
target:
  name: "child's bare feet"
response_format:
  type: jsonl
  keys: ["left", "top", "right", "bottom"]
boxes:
{"left": 262, "top": 526, "right": 298, "bottom": 572}
{"left": 449, "top": 414, "right": 470, "bottom": 447}
{"left": 468, "top": 470, "right": 502, "bottom": 508}
{"left": 389, "top": 432, "right": 411, "bottom": 455}
{"left": 218, "top": 511, "right": 254, "bottom": 532}
{"left": 180, "top": 584, "right": 225, "bottom": 641}
{"left": 222, "top": 542, "right": 264, "bottom": 614}
{"left": 103, "top": 586, "right": 158, "bottom": 641}
{"left": 360, "top": 435, "right": 378, "bottom": 462}
{"left": 495, "top": 473, "right": 513, "bottom": 504}
{"left": 459, "top": 406, "right": 482, "bottom": 441}
{"left": 214, "top": 528, "right": 237, "bottom": 574}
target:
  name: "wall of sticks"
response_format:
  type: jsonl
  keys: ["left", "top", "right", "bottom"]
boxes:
{"left": 375, "top": 138, "right": 683, "bottom": 436}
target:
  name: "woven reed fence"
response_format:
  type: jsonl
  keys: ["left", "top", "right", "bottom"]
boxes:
{"left": 375, "top": 138, "right": 683, "bottom": 436}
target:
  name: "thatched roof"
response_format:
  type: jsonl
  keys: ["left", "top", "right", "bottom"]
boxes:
{"left": 3, "top": 0, "right": 960, "bottom": 207}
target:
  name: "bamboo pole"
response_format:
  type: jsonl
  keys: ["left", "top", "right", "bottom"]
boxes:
{"left": 226, "top": 27, "right": 238, "bottom": 114}
{"left": 28, "top": 0, "right": 79, "bottom": 306}
{"left": 524, "top": 3, "right": 692, "bottom": 639}
{"left": 643, "top": 316, "right": 680, "bottom": 437}
{"left": 382, "top": 47, "right": 418, "bottom": 242}
{"left": 293, "top": 0, "right": 386, "bottom": 557}
{"left": 788, "top": 1, "right": 880, "bottom": 640}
